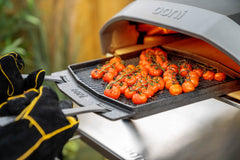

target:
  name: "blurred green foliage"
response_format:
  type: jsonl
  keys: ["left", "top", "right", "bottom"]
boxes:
{"left": 63, "top": 139, "right": 105, "bottom": 160}
{"left": 0, "top": 0, "right": 49, "bottom": 73}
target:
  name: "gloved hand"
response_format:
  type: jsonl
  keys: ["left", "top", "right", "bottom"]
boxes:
{"left": 0, "top": 52, "right": 45, "bottom": 104}
{"left": 0, "top": 86, "right": 79, "bottom": 160}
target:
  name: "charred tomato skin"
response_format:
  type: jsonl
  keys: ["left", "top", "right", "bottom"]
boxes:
{"left": 153, "top": 76, "right": 165, "bottom": 90}
{"left": 132, "top": 93, "right": 148, "bottom": 104}
{"left": 141, "top": 87, "right": 154, "bottom": 98}
{"left": 186, "top": 77, "right": 199, "bottom": 87}
{"left": 115, "top": 62, "right": 125, "bottom": 72}
{"left": 169, "top": 84, "right": 182, "bottom": 96}
{"left": 193, "top": 68, "right": 204, "bottom": 77}
{"left": 187, "top": 71, "right": 199, "bottom": 81}
{"left": 109, "top": 56, "right": 122, "bottom": 64}
{"left": 124, "top": 75, "right": 137, "bottom": 86}
{"left": 165, "top": 78, "right": 178, "bottom": 90}
{"left": 124, "top": 87, "right": 136, "bottom": 99}
{"left": 203, "top": 71, "right": 215, "bottom": 80}
{"left": 182, "top": 81, "right": 195, "bottom": 93}
{"left": 214, "top": 72, "right": 226, "bottom": 81}
{"left": 104, "top": 86, "right": 120, "bottom": 99}
{"left": 91, "top": 69, "right": 104, "bottom": 79}
{"left": 102, "top": 72, "right": 114, "bottom": 83}
{"left": 180, "top": 68, "right": 189, "bottom": 77}
{"left": 118, "top": 81, "right": 128, "bottom": 94}
{"left": 167, "top": 64, "right": 179, "bottom": 74}
{"left": 180, "top": 63, "right": 192, "bottom": 70}
{"left": 148, "top": 66, "right": 163, "bottom": 77}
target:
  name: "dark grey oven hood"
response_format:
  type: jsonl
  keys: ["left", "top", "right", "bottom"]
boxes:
{"left": 100, "top": 0, "right": 240, "bottom": 71}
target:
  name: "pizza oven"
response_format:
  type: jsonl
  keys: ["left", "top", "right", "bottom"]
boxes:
{"left": 100, "top": 0, "right": 240, "bottom": 74}
{"left": 51, "top": 0, "right": 240, "bottom": 121}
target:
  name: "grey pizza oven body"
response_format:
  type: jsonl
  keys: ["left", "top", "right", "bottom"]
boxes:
{"left": 55, "top": 0, "right": 240, "bottom": 121}
{"left": 100, "top": 0, "right": 240, "bottom": 71}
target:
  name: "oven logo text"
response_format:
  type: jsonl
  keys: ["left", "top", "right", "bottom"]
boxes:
{"left": 152, "top": 7, "right": 188, "bottom": 20}
{"left": 71, "top": 88, "right": 87, "bottom": 98}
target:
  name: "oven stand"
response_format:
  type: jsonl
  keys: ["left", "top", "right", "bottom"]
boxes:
{"left": 75, "top": 98, "right": 240, "bottom": 160}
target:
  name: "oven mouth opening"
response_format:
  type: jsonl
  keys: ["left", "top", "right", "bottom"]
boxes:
{"left": 67, "top": 20, "right": 240, "bottom": 119}
{"left": 101, "top": 20, "right": 240, "bottom": 77}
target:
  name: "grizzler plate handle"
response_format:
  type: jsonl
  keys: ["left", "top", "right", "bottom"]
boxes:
{"left": 0, "top": 106, "right": 108, "bottom": 127}
{"left": 22, "top": 74, "right": 65, "bottom": 83}
{"left": 22, "top": 73, "right": 110, "bottom": 116}
{"left": 21, "top": 74, "right": 109, "bottom": 115}
{"left": 62, "top": 104, "right": 109, "bottom": 116}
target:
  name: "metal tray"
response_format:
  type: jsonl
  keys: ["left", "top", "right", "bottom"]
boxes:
{"left": 54, "top": 50, "right": 240, "bottom": 120}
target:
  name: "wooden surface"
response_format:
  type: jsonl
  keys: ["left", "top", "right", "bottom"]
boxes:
{"left": 36, "top": 0, "right": 133, "bottom": 71}
{"left": 228, "top": 91, "right": 240, "bottom": 100}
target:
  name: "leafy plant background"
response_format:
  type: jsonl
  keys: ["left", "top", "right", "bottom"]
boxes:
{"left": 0, "top": 0, "right": 49, "bottom": 72}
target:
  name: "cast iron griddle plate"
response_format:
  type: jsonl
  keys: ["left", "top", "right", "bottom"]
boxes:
{"left": 68, "top": 50, "right": 240, "bottom": 119}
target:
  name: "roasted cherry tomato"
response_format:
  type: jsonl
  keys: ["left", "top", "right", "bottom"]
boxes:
{"left": 148, "top": 83, "right": 159, "bottom": 93}
{"left": 165, "top": 78, "right": 178, "bottom": 90}
{"left": 145, "top": 48, "right": 155, "bottom": 56}
{"left": 126, "top": 64, "right": 136, "bottom": 71}
{"left": 214, "top": 72, "right": 226, "bottom": 81}
{"left": 108, "top": 67, "right": 118, "bottom": 76}
{"left": 91, "top": 69, "right": 104, "bottom": 79}
{"left": 101, "top": 63, "right": 112, "bottom": 73}
{"left": 167, "top": 64, "right": 179, "bottom": 74}
{"left": 139, "top": 59, "right": 149, "bottom": 66}
{"left": 134, "top": 72, "right": 142, "bottom": 81}
{"left": 186, "top": 77, "right": 199, "bottom": 87}
{"left": 141, "top": 87, "right": 154, "bottom": 98}
{"left": 161, "top": 61, "right": 169, "bottom": 70}
{"left": 102, "top": 72, "right": 114, "bottom": 83}
{"left": 138, "top": 78, "right": 148, "bottom": 87}
{"left": 114, "top": 62, "right": 125, "bottom": 72}
{"left": 187, "top": 71, "right": 199, "bottom": 81}
{"left": 140, "top": 51, "right": 148, "bottom": 61}
{"left": 118, "top": 82, "right": 128, "bottom": 94}
{"left": 182, "top": 81, "right": 195, "bottom": 93}
{"left": 109, "top": 56, "right": 122, "bottom": 64}
{"left": 163, "top": 69, "right": 177, "bottom": 77}
{"left": 104, "top": 86, "right": 120, "bottom": 99}
{"left": 193, "top": 68, "right": 204, "bottom": 77}
{"left": 124, "top": 75, "right": 137, "bottom": 86}
{"left": 154, "top": 48, "right": 167, "bottom": 57}
{"left": 203, "top": 71, "right": 215, "bottom": 80}
{"left": 141, "top": 61, "right": 151, "bottom": 72}
{"left": 132, "top": 82, "right": 143, "bottom": 92}
{"left": 148, "top": 65, "right": 163, "bottom": 77}
{"left": 124, "top": 87, "right": 136, "bottom": 99}
{"left": 153, "top": 76, "right": 165, "bottom": 90}
{"left": 132, "top": 93, "right": 148, "bottom": 104}
{"left": 163, "top": 75, "right": 173, "bottom": 83}
{"left": 169, "top": 84, "right": 182, "bottom": 96}
{"left": 155, "top": 55, "right": 163, "bottom": 65}
{"left": 180, "top": 68, "right": 189, "bottom": 77}
{"left": 179, "top": 62, "right": 192, "bottom": 77}
{"left": 180, "top": 63, "right": 192, "bottom": 70}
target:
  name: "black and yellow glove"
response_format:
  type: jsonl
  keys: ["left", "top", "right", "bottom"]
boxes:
{"left": 0, "top": 86, "right": 79, "bottom": 160}
{"left": 0, "top": 52, "right": 45, "bottom": 105}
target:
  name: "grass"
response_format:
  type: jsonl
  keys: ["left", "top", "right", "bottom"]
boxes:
{"left": 63, "top": 139, "right": 105, "bottom": 160}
